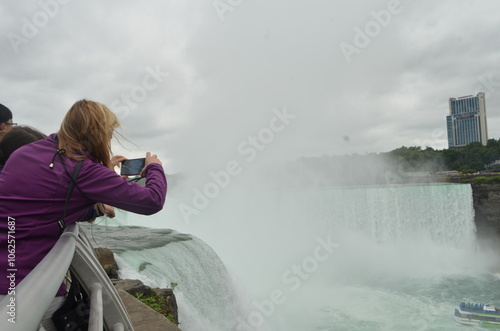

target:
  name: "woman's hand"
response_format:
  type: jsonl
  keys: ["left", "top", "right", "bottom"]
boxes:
{"left": 145, "top": 152, "right": 162, "bottom": 166}
{"left": 87, "top": 204, "right": 115, "bottom": 223}
{"left": 111, "top": 155, "right": 127, "bottom": 167}
{"left": 103, "top": 204, "right": 115, "bottom": 218}
{"left": 140, "top": 152, "right": 162, "bottom": 176}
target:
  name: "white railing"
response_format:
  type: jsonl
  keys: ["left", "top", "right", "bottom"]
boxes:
{"left": 0, "top": 223, "right": 134, "bottom": 330}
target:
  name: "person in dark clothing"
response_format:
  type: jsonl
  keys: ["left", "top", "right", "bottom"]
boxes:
{"left": 0, "top": 104, "right": 15, "bottom": 136}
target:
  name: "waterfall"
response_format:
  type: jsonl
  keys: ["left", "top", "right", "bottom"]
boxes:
{"left": 84, "top": 225, "right": 248, "bottom": 331}
{"left": 274, "top": 183, "right": 476, "bottom": 247}
{"left": 86, "top": 183, "right": 490, "bottom": 331}
{"left": 259, "top": 183, "right": 481, "bottom": 282}
{"left": 117, "top": 236, "right": 247, "bottom": 330}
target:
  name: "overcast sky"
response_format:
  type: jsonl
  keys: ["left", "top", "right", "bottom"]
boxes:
{"left": 2, "top": 0, "right": 500, "bottom": 174}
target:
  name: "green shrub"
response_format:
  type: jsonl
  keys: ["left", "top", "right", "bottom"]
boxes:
{"left": 135, "top": 292, "right": 178, "bottom": 325}
{"left": 473, "top": 176, "right": 489, "bottom": 184}
{"left": 472, "top": 176, "right": 500, "bottom": 184}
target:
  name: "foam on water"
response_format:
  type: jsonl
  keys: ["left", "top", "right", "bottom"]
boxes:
{"left": 92, "top": 183, "right": 500, "bottom": 330}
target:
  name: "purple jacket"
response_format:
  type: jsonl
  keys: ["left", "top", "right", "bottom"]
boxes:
{"left": 0, "top": 134, "right": 167, "bottom": 295}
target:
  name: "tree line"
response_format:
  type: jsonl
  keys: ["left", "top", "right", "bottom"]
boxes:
{"left": 386, "top": 139, "right": 500, "bottom": 174}
{"left": 269, "top": 139, "right": 500, "bottom": 188}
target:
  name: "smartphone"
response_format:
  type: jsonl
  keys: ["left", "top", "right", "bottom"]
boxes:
{"left": 120, "top": 158, "right": 146, "bottom": 176}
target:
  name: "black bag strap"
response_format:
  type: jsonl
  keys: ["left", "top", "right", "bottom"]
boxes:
{"left": 58, "top": 161, "right": 83, "bottom": 233}
{"left": 68, "top": 270, "right": 84, "bottom": 302}
{"left": 52, "top": 269, "right": 90, "bottom": 330}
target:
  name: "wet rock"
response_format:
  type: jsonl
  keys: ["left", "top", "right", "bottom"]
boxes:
{"left": 94, "top": 247, "right": 119, "bottom": 279}
{"left": 112, "top": 279, "right": 155, "bottom": 297}
{"left": 95, "top": 248, "right": 180, "bottom": 326}
{"left": 154, "top": 288, "right": 179, "bottom": 325}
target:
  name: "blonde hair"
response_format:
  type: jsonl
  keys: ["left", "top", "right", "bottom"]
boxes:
{"left": 58, "top": 99, "right": 119, "bottom": 170}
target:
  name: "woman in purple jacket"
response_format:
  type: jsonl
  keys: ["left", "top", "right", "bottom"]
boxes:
{"left": 0, "top": 99, "right": 167, "bottom": 329}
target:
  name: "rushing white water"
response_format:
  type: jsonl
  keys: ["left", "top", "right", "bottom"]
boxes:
{"left": 89, "top": 183, "right": 500, "bottom": 330}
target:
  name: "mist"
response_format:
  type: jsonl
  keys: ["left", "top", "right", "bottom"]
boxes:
{"left": 2, "top": 0, "right": 500, "bottom": 176}
{"left": 4, "top": 2, "right": 500, "bottom": 329}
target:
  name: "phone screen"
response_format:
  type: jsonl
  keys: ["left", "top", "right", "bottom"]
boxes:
{"left": 120, "top": 158, "right": 146, "bottom": 176}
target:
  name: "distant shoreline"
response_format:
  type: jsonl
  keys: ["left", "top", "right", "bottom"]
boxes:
{"left": 401, "top": 173, "right": 500, "bottom": 184}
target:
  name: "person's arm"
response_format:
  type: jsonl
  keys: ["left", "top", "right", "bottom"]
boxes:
{"left": 75, "top": 158, "right": 167, "bottom": 215}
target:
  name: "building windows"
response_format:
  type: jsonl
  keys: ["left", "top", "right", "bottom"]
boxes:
{"left": 447, "top": 92, "right": 488, "bottom": 148}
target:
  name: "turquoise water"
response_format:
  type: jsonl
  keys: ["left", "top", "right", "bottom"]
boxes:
{"left": 84, "top": 183, "right": 500, "bottom": 330}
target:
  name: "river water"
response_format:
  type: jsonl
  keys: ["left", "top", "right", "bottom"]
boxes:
{"left": 83, "top": 183, "right": 500, "bottom": 330}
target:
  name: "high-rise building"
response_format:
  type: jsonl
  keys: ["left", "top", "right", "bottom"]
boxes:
{"left": 446, "top": 92, "right": 488, "bottom": 148}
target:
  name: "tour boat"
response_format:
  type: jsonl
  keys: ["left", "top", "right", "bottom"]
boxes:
{"left": 454, "top": 302, "right": 500, "bottom": 327}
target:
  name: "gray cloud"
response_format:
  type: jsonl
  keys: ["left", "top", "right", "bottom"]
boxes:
{"left": 1, "top": 0, "right": 500, "bottom": 174}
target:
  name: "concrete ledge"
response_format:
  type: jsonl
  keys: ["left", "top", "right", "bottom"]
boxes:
{"left": 117, "top": 289, "right": 182, "bottom": 331}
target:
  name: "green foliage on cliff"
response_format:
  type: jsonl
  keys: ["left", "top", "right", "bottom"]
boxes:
{"left": 136, "top": 292, "right": 178, "bottom": 326}
{"left": 442, "top": 140, "right": 500, "bottom": 173}
{"left": 473, "top": 176, "right": 500, "bottom": 184}
{"left": 277, "top": 139, "right": 500, "bottom": 187}
{"left": 388, "top": 139, "right": 500, "bottom": 174}
{"left": 387, "top": 146, "right": 444, "bottom": 173}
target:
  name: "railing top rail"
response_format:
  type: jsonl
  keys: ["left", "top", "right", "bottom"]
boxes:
{"left": 0, "top": 223, "right": 78, "bottom": 330}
